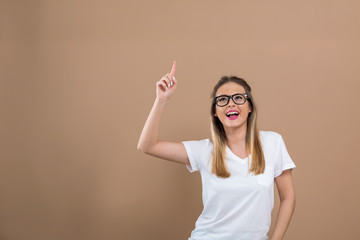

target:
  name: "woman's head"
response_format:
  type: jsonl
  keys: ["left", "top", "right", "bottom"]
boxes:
{"left": 210, "top": 76, "right": 256, "bottom": 141}
{"left": 209, "top": 76, "right": 264, "bottom": 177}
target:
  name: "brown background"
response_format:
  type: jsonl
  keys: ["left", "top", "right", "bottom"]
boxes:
{"left": 1, "top": 1, "right": 360, "bottom": 239}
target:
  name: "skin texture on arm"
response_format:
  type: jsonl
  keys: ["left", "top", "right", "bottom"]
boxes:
{"left": 270, "top": 169, "right": 296, "bottom": 240}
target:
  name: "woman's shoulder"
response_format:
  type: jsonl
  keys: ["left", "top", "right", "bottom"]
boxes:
{"left": 181, "top": 137, "right": 213, "bottom": 148}
{"left": 259, "top": 130, "right": 282, "bottom": 141}
{"left": 181, "top": 138, "right": 213, "bottom": 161}
{"left": 258, "top": 131, "right": 284, "bottom": 157}
{"left": 198, "top": 138, "right": 213, "bottom": 148}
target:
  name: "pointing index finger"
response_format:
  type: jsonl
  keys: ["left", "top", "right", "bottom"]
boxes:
{"left": 170, "top": 61, "right": 176, "bottom": 76}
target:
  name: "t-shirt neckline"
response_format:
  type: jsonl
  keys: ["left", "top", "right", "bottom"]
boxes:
{"left": 225, "top": 145, "right": 250, "bottom": 164}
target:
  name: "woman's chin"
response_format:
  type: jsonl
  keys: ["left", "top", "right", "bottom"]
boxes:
{"left": 224, "top": 119, "right": 247, "bottom": 129}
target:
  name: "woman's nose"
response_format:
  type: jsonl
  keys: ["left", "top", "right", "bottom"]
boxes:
{"left": 228, "top": 97, "right": 236, "bottom": 106}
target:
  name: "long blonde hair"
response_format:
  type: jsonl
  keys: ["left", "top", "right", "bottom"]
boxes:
{"left": 210, "top": 76, "right": 265, "bottom": 177}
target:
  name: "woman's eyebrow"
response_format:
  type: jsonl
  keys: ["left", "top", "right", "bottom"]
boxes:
{"left": 215, "top": 94, "right": 228, "bottom": 97}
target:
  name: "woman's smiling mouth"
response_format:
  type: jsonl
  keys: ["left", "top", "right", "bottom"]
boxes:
{"left": 226, "top": 110, "right": 239, "bottom": 120}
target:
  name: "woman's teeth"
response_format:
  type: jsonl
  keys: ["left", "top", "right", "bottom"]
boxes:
{"left": 226, "top": 112, "right": 239, "bottom": 120}
{"left": 226, "top": 112, "right": 239, "bottom": 117}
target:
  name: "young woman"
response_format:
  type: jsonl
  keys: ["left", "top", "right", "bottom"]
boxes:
{"left": 137, "top": 61, "right": 296, "bottom": 240}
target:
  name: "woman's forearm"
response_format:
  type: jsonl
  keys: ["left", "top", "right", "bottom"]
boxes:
{"left": 270, "top": 198, "right": 295, "bottom": 240}
{"left": 137, "top": 97, "right": 167, "bottom": 152}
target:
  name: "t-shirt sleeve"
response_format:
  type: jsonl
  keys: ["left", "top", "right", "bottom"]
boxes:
{"left": 181, "top": 139, "right": 209, "bottom": 173}
{"left": 274, "top": 134, "right": 296, "bottom": 178}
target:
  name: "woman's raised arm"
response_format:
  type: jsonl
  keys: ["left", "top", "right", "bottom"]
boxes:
{"left": 137, "top": 61, "right": 190, "bottom": 165}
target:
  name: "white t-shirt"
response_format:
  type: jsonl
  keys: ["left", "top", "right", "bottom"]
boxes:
{"left": 181, "top": 130, "right": 296, "bottom": 240}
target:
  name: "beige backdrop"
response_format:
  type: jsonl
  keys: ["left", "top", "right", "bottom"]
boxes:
{"left": 1, "top": 1, "right": 360, "bottom": 239}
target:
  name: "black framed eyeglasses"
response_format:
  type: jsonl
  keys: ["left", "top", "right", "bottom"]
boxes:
{"left": 213, "top": 93, "right": 248, "bottom": 107}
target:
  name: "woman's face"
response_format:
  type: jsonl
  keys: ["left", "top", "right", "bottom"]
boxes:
{"left": 214, "top": 82, "right": 252, "bottom": 130}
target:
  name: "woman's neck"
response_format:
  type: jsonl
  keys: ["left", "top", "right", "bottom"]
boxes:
{"left": 225, "top": 124, "right": 247, "bottom": 148}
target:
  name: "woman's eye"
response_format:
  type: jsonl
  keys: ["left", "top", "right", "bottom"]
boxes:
{"left": 235, "top": 95, "right": 244, "bottom": 100}
{"left": 219, "top": 97, "right": 227, "bottom": 102}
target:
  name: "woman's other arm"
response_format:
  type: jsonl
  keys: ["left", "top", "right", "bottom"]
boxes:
{"left": 270, "top": 169, "right": 296, "bottom": 240}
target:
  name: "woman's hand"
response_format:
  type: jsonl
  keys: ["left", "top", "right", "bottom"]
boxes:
{"left": 156, "top": 61, "right": 177, "bottom": 102}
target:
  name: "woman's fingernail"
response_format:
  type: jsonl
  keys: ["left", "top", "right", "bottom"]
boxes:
{"left": 168, "top": 84, "right": 170, "bottom": 87}
{"left": 171, "top": 81, "right": 173, "bottom": 86}
{"left": 173, "top": 76, "right": 175, "bottom": 80}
